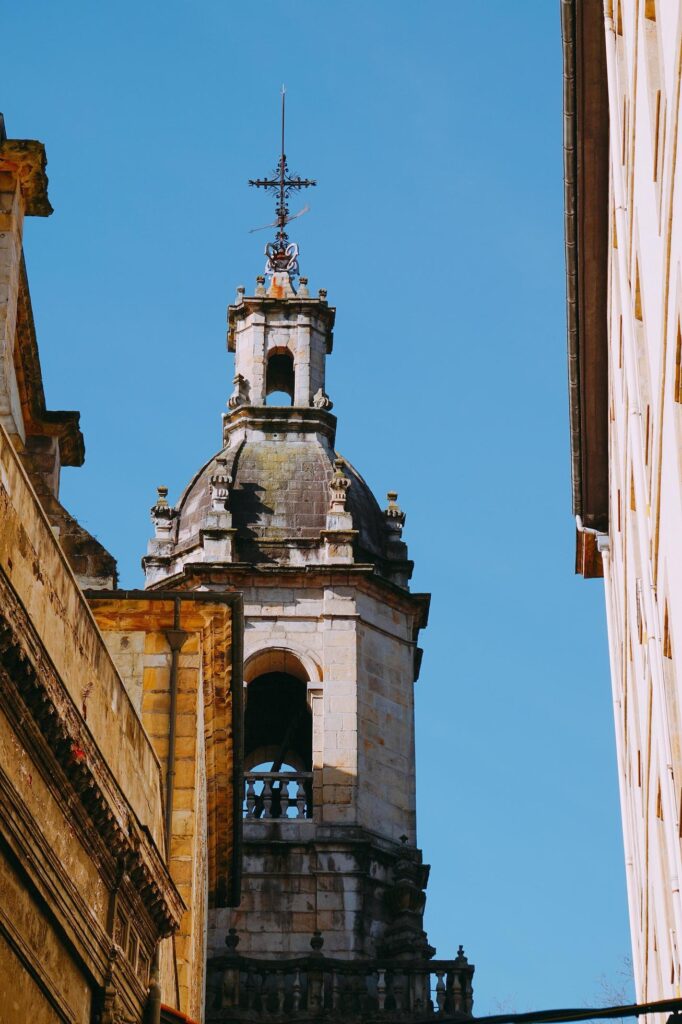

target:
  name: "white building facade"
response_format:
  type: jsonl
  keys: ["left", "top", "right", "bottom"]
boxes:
{"left": 564, "top": 0, "right": 682, "bottom": 1003}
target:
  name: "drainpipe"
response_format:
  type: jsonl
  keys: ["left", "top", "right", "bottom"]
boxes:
{"left": 146, "top": 946, "right": 162, "bottom": 1024}
{"left": 164, "top": 598, "right": 187, "bottom": 1016}
{"left": 164, "top": 599, "right": 188, "bottom": 853}
{"left": 602, "top": 1, "right": 682, "bottom": 971}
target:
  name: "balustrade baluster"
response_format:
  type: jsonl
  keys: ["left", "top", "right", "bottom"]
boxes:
{"left": 377, "top": 969, "right": 387, "bottom": 1012}
{"left": 465, "top": 973, "right": 474, "bottom": 1014}
{"left": 393, "top": 972, "right": 405, "bottom": 1012}
{"left": 451, "top": 969, "right": 462, "bottom": 1014}
{"left": 292, "top": 968, "right": 302, "bottom": 1011}
{"left": 412, "top": 970, "right": 426, "bottom": 1013}
{"left": 309, "top": 966, "right": 323, "bottom": 1011}
{"left": 296, "top": 779, "right": 306, "bottom": 818}
{"left": 276, "top": 969, "right": 285, "bottom": 1013}
{"left": 246, "top": 967, "right": 256, "bottom": 1009}
{"left": 435, "top": 971, "right": 446, "bottom": 1015}
{"left": 262, "top": 777, "right": 273, "bottom": 818}
{"left": 221, "top": 965, "right": 240, "bottom": 1008}
{"left": 246, "top": 778, "right": 256, "bottom": 817}
{"left": 330, "top": 970, "right": 340, "bottom": 1009}
{"left": 281, "top": 777, "right": 291, "bottom": 818}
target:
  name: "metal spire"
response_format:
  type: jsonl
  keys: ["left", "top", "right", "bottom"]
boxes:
{"left": 249, "top": 87, "right": 316, "bottom": 277}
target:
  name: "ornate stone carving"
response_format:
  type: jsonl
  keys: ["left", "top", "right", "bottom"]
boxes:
{"left": 210, "top": 460, "right": 232, "bottom": 512}
{"left": 384, "top": 491, "right": 406, "bottom": 534}
{"left": 312, "top": 387, "right": 333, "bottom": 410}
{"left": 329, "top": 459, "right": 350, "bottom": 514}
{"left": 98, "top": 975, "right": 135, "bottom": 1024}
{"left": 228, "top": 373, "right": 251, "bottom": 410}
{"left": 322, "top": 459, "right": 356, "bottom": 563}
{"left": 150, "top": 486, "right": 177, "bottom": 540}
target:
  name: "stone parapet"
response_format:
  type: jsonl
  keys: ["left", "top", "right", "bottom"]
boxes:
{"left": 206, "top": 943, "right": 474, "bottom": 1022}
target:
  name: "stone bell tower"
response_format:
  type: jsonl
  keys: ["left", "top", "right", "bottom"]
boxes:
{"left": 142, "top": 108, "right": 473, "bottom": 1021}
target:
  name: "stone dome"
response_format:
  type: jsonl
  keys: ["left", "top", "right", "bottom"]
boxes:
{"left": 176, "top": 429, "right": 388, "bottom": 566}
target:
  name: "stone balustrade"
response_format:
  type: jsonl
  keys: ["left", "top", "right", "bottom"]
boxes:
{"left": 243, "top": 770, "right": 314, "bottom": 820}
{"left": 206, "top": 934, "right": 474, "bottom": 1021}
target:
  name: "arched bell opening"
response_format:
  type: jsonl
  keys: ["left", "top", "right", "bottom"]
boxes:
{"left": 244, "top": 671, "right": 313, "bottom": 819}
{"left": 265, "top": 348, "right": 295, "bottom": 406}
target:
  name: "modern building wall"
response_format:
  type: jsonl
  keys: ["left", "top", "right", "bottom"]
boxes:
{"left": 565, "top": 0, "right": 682, "bottom": 1003}
{"left": 601, "top": 0, "right": 682, "bottom": 1001}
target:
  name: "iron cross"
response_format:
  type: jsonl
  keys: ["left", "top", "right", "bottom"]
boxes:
{"left": 249, "top": 87, "right": 316, "bottom": 266}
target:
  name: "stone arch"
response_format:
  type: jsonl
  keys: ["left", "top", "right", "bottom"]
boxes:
{"left": 243, "top": 645, "right": 322, "bottom": 686}
{"left": 265, "top": 347, "right": 295, "bottom": 404}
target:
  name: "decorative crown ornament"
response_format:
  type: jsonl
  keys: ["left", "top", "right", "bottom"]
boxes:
{"left": 209, "top": 460, "right": 232, "bottom": 512}
{"left": 329, "top": 459, "right": 351, "bottom": 513}
{"left": 150, "top": 486, "right": 177, "bottom": 540}
{"left": 384, "top": 491, "right": 406, "bottom": 534}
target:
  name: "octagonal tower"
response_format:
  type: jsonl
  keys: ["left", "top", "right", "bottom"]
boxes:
{"left": 142, "top": 256, "right": 473, "bottom": 1018}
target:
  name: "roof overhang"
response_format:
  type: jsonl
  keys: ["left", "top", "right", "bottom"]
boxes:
{"left": 561, "top": 0, "right": 610, "bottom": 575}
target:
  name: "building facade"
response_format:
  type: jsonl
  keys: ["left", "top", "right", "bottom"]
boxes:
{"left": 563, "top": 0, "right": 682, "bottom": 1003}
{"left": 0, "top": 118, "right": 242, "bottom": 1024}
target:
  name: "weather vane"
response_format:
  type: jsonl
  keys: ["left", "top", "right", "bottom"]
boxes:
{"left": 249, "top": 86, "right": 316, "bottom": 278}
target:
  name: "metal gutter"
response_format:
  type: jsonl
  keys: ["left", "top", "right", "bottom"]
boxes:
{"left": 561, "top": 0, "right": 582, "bottom": 517}
{"left": 560, "top": 0, "right": 611, "bottom": 550}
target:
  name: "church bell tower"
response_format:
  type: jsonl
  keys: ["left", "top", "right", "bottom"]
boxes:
{"left": 142, "top": 97, "right": 474, "bottom": 1021}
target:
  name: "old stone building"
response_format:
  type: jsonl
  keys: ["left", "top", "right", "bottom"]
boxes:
{"left": 140, "top": 127, "right": 475, "bottom": 1020}
{"left": 0, "top": 117, "right": 241, "bottom": 1024}
{"left": 563, "top": 0, "right": 682, "bottom": 1006}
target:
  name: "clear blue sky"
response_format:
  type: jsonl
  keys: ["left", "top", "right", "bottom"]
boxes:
{"left": 4, "top": 1, "right": 631, "bottom": 1013}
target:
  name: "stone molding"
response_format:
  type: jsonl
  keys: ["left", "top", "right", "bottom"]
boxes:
{"left": 227, "top": 295, "right": 335, "bottom": 354}
{"left": 0, "top": 569, "right": 184, "bottom": 937}
{"left": 0, "top": 137, "right": 53, "bottom": 216}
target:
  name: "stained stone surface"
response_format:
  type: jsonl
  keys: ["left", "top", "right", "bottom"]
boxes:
{"left": 176, "top": 436, "right": 387, "bottom": 563}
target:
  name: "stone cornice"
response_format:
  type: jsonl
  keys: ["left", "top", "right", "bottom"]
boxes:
{"left": 223, "top": 404, "right": 337, "bottom": 444}
{"left": 0, "top": 137, "right": 53, "bottom": 216}
{"left": 146, "top": 562, "right": 430, "bottom": 629}
{"left": 227, "top": 294, "right": 336, "bottom": 351}
{"left": 0, "top": 570, "right": 184, "bottom": 936}
{"left": 14, "top": 259, "right": 85, "bottom": 465}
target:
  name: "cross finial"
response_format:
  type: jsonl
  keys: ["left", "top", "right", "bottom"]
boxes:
{"left": 248, "top": 88, "right": 316, "bottom": 279}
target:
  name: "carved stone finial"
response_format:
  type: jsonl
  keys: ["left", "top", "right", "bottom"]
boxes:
{"left": 329, "top": 459, "right": 351, "bottom": 513}
{"left": 318, "top": 287, "right": 327, "bottom": 300}
{"left": 455, "top": 944, "right": 468, "bottom": 964}
{"left": 384, "top": 491, "right": 406, "bottom": 533}
{"left": 225, "top": 927, "right": 240, "bottom": 951}
{"left": 228, "top": 373, "right": 250, "bottom": 410}
{"left": 298, "top": 276, "right": 309, "bottom": 297}
{"left": 150, "top": 486, "right": 177, "bottom": 540}
{"left": 209, "top": 459, "right": 232, "bottom": 512}
{"left": 313, "top": 387, "right": 333, "bottom": 411}
{"left": 255, "top": 275, "right": 266, "bottom": 296}
{"left": 310, "top": 930, "right": 324, "bottom": 954}
{"left": 236, "top": 285, "right": 245, "bottom": 304}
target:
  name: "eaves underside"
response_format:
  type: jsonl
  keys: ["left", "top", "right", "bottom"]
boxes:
{"left": 561, "top": 0, "right": 610, "bottom": 536}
